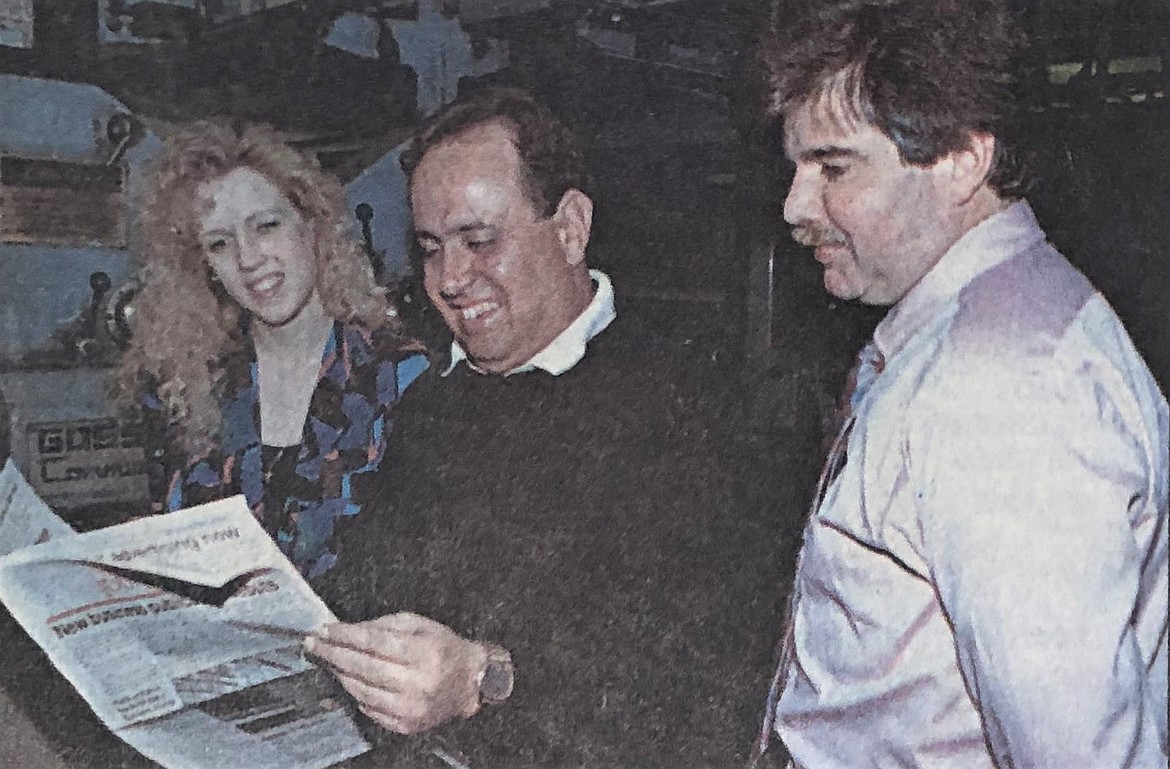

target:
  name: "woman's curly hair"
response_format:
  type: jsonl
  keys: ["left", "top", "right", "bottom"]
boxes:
{"left": 118, "top": 120, "right": 393, "bottom": 457}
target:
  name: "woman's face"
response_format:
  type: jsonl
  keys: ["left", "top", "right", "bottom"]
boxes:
{"left": 196, "top": 167, "right": 320, "bottom": 328}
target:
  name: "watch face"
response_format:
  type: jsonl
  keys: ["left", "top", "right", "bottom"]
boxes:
{"left": 480, "top": 659, "right": 514, "bottom": 703}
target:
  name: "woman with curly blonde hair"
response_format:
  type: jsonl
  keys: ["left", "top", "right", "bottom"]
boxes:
{"left": 120, "top": 120, "right": 427, "bottom": 580}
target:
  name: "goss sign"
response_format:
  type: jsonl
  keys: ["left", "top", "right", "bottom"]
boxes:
{"left": 27, "top": 416, "right": 150, "bottom": 509}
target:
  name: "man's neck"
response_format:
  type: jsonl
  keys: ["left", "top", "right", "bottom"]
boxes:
{"left": 911, "top": 188, "right": 1011, "bottom": 296}
{"left": 523, "top": 269, "right": 596, "bottom": 359}
{"left": 954, "top": 187, "right": 1012, "bottom": 251}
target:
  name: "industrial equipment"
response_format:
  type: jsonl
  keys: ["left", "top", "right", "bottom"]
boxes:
{"left": 0, "top": 74, "right": 159, "bottom": 527}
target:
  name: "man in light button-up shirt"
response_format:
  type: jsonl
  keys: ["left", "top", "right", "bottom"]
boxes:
{"left": 755, "top": 1, "right": 1168, "bottom": 767}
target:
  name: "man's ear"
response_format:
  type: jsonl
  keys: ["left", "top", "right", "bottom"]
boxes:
{"left": 553, "top": 189, "right": 593, "bottom": 266}
{"left": 943, "top": 131, "right": 997, "bottom": 204}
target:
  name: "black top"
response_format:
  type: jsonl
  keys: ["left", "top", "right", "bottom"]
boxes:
{"left": 258, "top": 442, "right": 304, "bottom": 542}
{"left": 322, "top": 317, "right": 778, "bottom": 768}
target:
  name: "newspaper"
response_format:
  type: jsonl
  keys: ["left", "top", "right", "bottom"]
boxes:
{"left": 0, "top": 457, "right": 76, "bottom": 557}
{"left": 0, "top": 493, "right": 370, "bottom": 769}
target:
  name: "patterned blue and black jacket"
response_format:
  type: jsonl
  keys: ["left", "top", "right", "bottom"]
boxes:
{"left": 154, "top": 322, "right": 427, "bottom": 580}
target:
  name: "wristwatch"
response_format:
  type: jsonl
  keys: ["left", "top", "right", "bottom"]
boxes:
{"left": 475, "top": 644, "right": 515, "bottom": 707}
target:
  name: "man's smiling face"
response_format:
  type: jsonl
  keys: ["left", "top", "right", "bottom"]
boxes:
{"left": 411, "top": 121, "right": 587, "bottom": 372}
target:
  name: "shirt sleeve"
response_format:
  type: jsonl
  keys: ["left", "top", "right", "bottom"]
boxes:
{"left": 913, "top": 354, "right": 1165, "bottom": 768}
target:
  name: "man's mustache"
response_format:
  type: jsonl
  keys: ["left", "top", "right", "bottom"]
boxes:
{"left": 791, "top": 222, "right": 846, "bottom": 248}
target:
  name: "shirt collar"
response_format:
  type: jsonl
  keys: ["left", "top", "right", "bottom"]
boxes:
{"left": 443, "top": 269, "right": 617, "bottom": 377}
{"left": 874, "top": 200, "right": 1046, "bottom": 361}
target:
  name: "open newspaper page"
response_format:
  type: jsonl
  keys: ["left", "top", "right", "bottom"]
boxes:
{"left": 0, "top": 457, "right": 76, "bottom": 556}
{"left": 0, "top": 495, "right": 369, "bottom": 769}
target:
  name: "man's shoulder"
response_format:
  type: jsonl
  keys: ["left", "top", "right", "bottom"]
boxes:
{"left": 911, "top": 243, "right": 1160, "bottom": 430}
{"left": 581, "top": 315, "right": 735, "bottom": 447}
{"left": 580, "top": 311, "right": 719, "bottom": 376}
{"left": 571, "top": 313, "right": 726, "bottom": 409}
{"left": 947, "top": 242, "right": 1096, "bottom": 363}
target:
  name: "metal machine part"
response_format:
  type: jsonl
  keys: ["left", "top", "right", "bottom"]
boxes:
{"left": 0, "top": 76, "right": 159, "bottom": 521}
{"left": 104, "top": 277, "right": 140, "bottom": 350}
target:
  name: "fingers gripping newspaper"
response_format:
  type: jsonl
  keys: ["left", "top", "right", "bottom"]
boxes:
{"left": 0, "top": 477, "right": 369, "bottom": 769}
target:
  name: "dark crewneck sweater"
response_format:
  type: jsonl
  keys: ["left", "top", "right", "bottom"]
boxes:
{"left": 324, "top": 320, "right": 772, "bottom": 768}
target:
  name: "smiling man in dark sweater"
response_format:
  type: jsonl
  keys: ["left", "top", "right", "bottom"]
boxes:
{"left": 308, "top": 87, "right": 774, "bottom": 768}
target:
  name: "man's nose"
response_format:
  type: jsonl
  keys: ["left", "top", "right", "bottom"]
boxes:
{"left": 436, "top": 244, "right": 475, "bottom": 299}
{"left": 783, "top": 165, "right": 819, "bottom": 227}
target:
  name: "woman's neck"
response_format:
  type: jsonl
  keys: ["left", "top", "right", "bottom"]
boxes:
{"left": 251, "top": 291, "right": 333, "bottom": 360}
{"left": 252, "top": 292, "right": 334, "bottom": 447}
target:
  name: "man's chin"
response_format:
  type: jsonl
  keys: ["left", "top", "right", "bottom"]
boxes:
{"left": 459, "top": 342, "right": 513, "bottom": 374}
{"left": 822, "top": 273, "right": 863, "bottom": 302}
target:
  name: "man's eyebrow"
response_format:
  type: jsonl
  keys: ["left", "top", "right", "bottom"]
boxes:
{"left": 798, "top": 146, "right": 864, "bottom": 162}
{"left": 413, "top": 221, "right": 489, "bottom": 240}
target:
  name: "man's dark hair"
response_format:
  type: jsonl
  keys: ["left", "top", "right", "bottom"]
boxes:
{"left": 762, "top": 0, "right": 1031, "bottom": 198}
{"left": 399, "top": 86, "right": 585, "bottom": 217}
